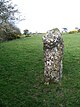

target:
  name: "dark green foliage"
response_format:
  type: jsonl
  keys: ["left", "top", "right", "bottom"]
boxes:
{"left": 0, "top": 34, "right": 80, "bottom": 107}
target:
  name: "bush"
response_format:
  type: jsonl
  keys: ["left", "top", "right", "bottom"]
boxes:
{"left": 25, "top": 34, "right": 31, "bottom": 37}
{"left": 69, "top": 30, "right": 78, "bottom": 34}
{"left": 78, "top": 29, "right": 80, "bottom": 33}
{"left": 0, "top": 22, "right": 21, "bottom": 41}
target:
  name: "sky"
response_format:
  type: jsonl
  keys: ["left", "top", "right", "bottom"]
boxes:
{"left": 12, "top": 0, "right": 80, "bottom": 33}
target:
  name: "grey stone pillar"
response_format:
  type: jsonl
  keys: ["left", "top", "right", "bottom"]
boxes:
{"left": 42, "top": 28, "right": 64, "bottom": 84}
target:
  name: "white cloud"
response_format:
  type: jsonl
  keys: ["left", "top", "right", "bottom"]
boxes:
{"left": 12, "top": 0, "right": 80, "bottom": 32}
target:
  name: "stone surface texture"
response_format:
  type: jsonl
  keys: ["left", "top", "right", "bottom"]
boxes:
{"left": 43, "top": 28, "right": 64, "bottom": 84}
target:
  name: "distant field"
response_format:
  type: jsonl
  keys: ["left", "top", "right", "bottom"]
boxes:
{"left": 0, "top": 33, "right": 80, "bottom": 107}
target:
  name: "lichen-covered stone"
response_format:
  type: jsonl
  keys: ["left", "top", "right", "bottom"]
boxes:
{"left": 42, "top": 28, "right": 64, "bottom": 84}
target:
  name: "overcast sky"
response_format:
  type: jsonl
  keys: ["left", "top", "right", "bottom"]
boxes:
{"left": 12, "top": 0, "right": 80, "bottom": 33}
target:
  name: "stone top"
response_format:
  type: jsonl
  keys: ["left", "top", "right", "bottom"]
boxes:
{"left": 43, "top": 28, "right": 63, "bottom": 50}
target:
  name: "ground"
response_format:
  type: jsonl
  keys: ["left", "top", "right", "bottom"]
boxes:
{"left": 0, "top": 33, "right": 80, "bottom": 107}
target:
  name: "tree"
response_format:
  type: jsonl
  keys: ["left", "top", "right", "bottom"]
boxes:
{"left": 23, "top": 29, "right": 29, "bottom": 35}
{"left": 75, "top": 27, "right": 79, "bottom": 30}
{"left": 0, "top": 0, "right": 21, "bottom": 41}
{"left": 0, "top": 0, "right": 19, "bottom": 24}
{"left": 62, "top": 28, "right": 68, "bottom": 33}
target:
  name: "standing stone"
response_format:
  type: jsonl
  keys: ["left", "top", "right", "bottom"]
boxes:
{"left": 42, "top": 28, "right": 64, "bottom": 84}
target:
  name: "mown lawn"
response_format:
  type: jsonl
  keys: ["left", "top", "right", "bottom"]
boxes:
{"left": 0, "top": 33, "right": 80, "bottom": 107}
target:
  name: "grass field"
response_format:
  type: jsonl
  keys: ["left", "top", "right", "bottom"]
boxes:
{"left": 0, "top": 33, "right": 80, "bottom": 107}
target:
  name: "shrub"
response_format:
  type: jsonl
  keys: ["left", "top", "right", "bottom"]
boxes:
{"left": 69, "top": 30, "right": 78, "bottom": 34}
{"left": 25, "top": 34, "right": 31, "bottom": 37}
{"left": 0, "top": 22, "right": 21, "bottom": 41}
{"left": 78, "top": 29, "right": 80, "bottom": 33}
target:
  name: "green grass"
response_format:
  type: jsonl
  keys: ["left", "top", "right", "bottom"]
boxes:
{"left": 0, "top": 33, "right": 80, "bottom": 107}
